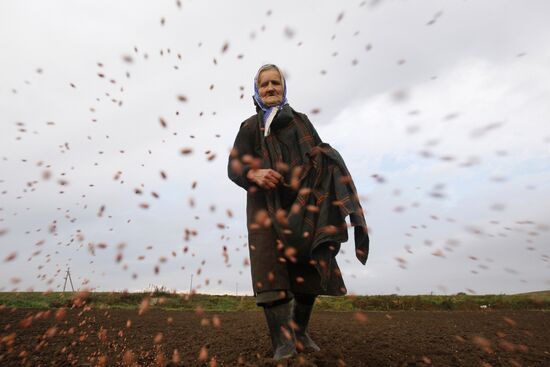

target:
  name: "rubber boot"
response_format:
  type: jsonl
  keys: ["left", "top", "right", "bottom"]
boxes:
{"left": 293, "top": 301, "right": 321, "bottom": 352}
{"left": 263, "top": 301, "right": 297, "bottom": 361}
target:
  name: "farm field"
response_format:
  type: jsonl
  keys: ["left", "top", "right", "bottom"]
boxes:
{"left": 1, "top": 293, "right": 550, "bottom": 366}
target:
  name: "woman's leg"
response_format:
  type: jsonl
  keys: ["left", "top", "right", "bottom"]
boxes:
{"left": 293, "top": 293, "right": 320, "bottom": 352}
{"left": 258, "top": 290, "right": 297, "bottom": 360}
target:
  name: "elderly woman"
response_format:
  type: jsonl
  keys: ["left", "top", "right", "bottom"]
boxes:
{"left": 228, "top": 64, "right": 369, "bottom": 360}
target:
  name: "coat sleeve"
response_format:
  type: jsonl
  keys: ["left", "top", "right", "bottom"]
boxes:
{"left": 227, "top": 120, "right": 255, "bottom": 191}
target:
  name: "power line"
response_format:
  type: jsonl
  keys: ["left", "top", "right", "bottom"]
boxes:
{"left": 63, "top": 268, "right": 75, "bottom": 292}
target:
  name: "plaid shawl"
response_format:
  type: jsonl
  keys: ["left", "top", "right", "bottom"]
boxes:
{"left": 259, "top": 108, "right": 369, "bottom": 289}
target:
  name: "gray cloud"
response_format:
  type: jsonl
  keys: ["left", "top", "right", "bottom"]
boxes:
{"left": 1, "top": 0, "right": 549, "bottom": 295}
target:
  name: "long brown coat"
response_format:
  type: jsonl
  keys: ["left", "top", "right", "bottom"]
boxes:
{"left": 228, "top": 108, "right": 368, "bottom": 296}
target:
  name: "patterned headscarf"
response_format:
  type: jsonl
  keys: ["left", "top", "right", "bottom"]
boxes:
{"left": 253, "top": 64, "right": 288, "bottom": 136}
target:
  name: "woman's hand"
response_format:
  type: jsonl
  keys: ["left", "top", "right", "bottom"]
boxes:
{"left": 246, "top": 169, "right": 283, "bottom": 189}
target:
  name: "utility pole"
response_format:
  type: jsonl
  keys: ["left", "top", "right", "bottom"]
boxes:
{"left": 236, "top": 282, "right": 238, "bottom": 296}
{"left": 189, "top": 274, "right": 193, "bottom": 294}
{"left": 63, "top": 268, "right": 75, "bottom": 292}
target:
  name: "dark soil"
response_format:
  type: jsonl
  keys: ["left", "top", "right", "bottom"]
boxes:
{"left": 1, "top": 307, "right": 549, "bottom": 366}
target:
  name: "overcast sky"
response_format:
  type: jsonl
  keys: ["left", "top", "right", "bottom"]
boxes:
{"left": 1, "top": 0, "right": 549, "bottom": 295}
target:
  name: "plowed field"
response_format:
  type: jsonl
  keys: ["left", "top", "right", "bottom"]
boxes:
{"left": 1, "top": 308, "right": 549, "bottom": 366}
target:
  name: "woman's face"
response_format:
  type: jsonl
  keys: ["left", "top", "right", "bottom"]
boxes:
{"left": 258, "top": 69, "right": 284, "bottom": 107}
